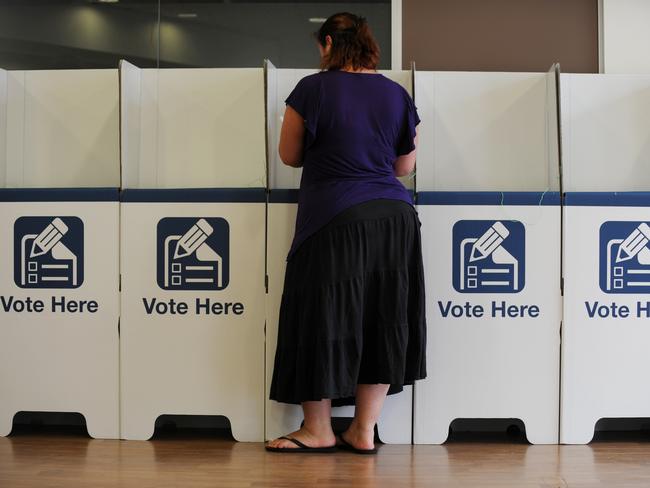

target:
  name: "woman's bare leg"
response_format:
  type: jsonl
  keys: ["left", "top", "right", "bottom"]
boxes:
{"left": 266, "top": 399, "right": 336, "bottom": 448}
{"left": 340, "top": 383, "right": 390, "bottom": 449}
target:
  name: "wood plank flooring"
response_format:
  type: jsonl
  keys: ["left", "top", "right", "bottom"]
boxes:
{"left": 2, "top": 426, "right": 650, "bottom": 487}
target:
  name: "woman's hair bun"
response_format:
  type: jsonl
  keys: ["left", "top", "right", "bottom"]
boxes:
{"left": 315, "top": 12, "right": 379, "bottom": 71}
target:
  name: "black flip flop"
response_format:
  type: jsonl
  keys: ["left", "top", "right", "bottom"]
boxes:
{"left": 336, "top": 434, "right": 378, "bottom": 455}
{"left": 265, "top": 435, "right": 338, "bottom": 453}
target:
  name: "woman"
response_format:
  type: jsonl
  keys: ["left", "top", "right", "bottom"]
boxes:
{"left": 266, "top": 12, "right": 426, "bottom": 454}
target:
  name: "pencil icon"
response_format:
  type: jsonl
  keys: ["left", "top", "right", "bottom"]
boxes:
{"left": 173, "top": 218, "right": 214, "bottom": 259}
{"left": 615, "top": 222, "right": 650, "bottom": 263}
{"left": 30, "top": 217, "right": 69, "bottom": 258}
{"left": 469, "top": 221, "right": 510, "bottom": 262}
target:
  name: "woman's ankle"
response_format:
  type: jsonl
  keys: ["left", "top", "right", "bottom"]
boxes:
{"left": 348, "top": 419, "right": 376, "bottom": 436}
{"left": 302, "top": 421, "right": 335, "bottom": 438}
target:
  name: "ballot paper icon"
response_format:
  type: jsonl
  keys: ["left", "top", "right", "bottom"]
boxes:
{"left": 156, "top": 217, "right": 229, "bottom": 290}
{"left": 13, "top": 216, "right": 84, "bottom": 289}
{"left": 600, "top": 221, "right": 650, "bottom": 293}
{"left": 452, "top": 220, "right": 525, "bottom": 293}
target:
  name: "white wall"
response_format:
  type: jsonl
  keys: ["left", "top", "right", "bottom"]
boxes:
{"left": 603, "top": 0, "right": 650, "bottom": 74}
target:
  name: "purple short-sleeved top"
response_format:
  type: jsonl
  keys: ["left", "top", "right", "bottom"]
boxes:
{"left": 284, "top": 69, "right": 421, "bottom": 261}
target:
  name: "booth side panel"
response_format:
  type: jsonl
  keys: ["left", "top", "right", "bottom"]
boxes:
{"left": 5, "top": 71, "right": 25, "bottom": 187}
{"left": 20, "top": 70, "right": 119, "bottom": 188}
{"left": 120, "top": 199, "right": 265, "bottom": 441}
{"left": 152, "top": 69, "right": 266, "bottom": 189}
{"left": 414, "top": 201, "right": 561, "bottom": 444}
{"left": 137, "top": 70, "right": 159, "bottom": 188}
{"left": 413, "top": 71, "right": 435, "bottom": 191}
{"left": 545, "top": 68, "right": 561, "bottom": 192}
{"left": 381, "top": 69, "right": 416, "bottom": 193}
{"left": 561, "top": 201, "right": 650, "bottom": 444}
{"left": 415, "top": 72, "right": 553, "bottom": 192}
{"left": 269, "top": 69, "right": 315, "bottom": 190}
{"left": 119, "top": 61, "right": 142, "bottom": 189}
{"left": 561, "top": 74, "right": 650, "bottom": 192}
{"left": 0, "top": 199, "right": 120, "bottom": 439}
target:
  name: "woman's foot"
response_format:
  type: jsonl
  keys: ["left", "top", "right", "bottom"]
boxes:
{"left": 266, "top": 425, "right": 336, "bottom": 449}
{"left": 338, "top": 422, "right": 375, "bottom": 450}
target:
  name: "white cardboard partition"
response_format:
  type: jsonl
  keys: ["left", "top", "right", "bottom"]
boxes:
{"left": 561, "top": 74, "right": 650, "bottom": 444}
{"left": 4, "top": 70, "right": 119, "bottom": 188}
{"left": 0, "top": 69, "right": 120, "bottom": 439}
{"left": 561, "top": 74, "right": 650, "bottom": 191}
{"left": 119, "top": 191, "right": 266, "bottom": 441}
{"left": 120, "top": 61, "right": 266, "bottom": 189}
{"left": 266, "top": 64, "right": 313, "bottom": 190}
{"left": 416, "top": 71, "right": 560, "bottom": 191}
{"left": 119, "top": 61, "right": 266, "bottom": 441}
{"left": 414, "top": 70, "right": 561, "bottom": 444}
{"left": 264, "top": 61, "right": 414, "bottom": 443}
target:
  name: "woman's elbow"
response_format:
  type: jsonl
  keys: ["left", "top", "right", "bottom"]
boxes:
{"left": 394, "top": 152, "right": 416, "bottom": 177}
{"left": 278, "top": 152, "right": 298, "bottom": 167}
{"left": 278, "top": 146, "right": 302, "bottom": 167}
{"left": 394, "top": 167, "right": 412, "bottom": 178}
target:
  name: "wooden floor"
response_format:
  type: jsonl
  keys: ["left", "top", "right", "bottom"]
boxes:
{"left": 3, "top": 426, "right": 650, "bottom": 487}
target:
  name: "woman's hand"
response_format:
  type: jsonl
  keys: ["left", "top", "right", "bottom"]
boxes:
{"left": 394, "top": 126, "right": 418, "bottom": 177}
{"left": 279, "top": 105, "right": 306, "bottom": 168}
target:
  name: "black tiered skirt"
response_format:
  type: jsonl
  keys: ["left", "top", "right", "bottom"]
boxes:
{"left": 269, "top": 198, "right": 427, "bottom": 407}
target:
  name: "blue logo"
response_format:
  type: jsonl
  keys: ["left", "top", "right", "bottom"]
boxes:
{"left": 600, "top": 221, "right": 650, "bottom": 294}
{"left": 14, "top": 216, "right": 84, "bottom": 289}
{"left": 452, "top": 220, "right": 525, "bottom": 293}
{"left": 156, "top": 217, "right": 229, "bottom": 291}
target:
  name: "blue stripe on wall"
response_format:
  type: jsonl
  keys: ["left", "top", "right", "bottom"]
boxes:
{"left": 416, "top": 191, "right": 561, "bottom": 206}
{"left": 121, "top": 188, "right": 267, "bottom": 203}
{"left": 268, "top": 189, "right": 299, "bottom": 203}
{"left": 565, "top": 192, "right": 650, "bottom": 207}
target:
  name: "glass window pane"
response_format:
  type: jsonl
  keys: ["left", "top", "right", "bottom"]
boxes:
{"left": 0, "top": 0, "right": 159, "bottom": 69}
{"left": 0, "top": 1, "right": 391, "bottom": 70}
{"left": 159, "top": 1, "right": 391, "bottom": 69}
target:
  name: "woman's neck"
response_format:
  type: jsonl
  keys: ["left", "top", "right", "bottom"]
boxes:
{"left": 340, "top": 66, "right": 377, "bottom": 74}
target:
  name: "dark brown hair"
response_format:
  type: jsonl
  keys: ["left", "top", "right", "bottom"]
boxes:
{"left": 315, "top": 12, "right": 380, "bottom": 71}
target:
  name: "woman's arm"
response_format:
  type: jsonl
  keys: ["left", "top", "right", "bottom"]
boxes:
{"left": 394, "top": 125, "right": 418, "bottom": 177}
{"left": 279, "top": 105, "right": 306, "bottom": 168}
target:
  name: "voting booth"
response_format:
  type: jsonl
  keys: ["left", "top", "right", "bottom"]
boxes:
{"left": 561, "top": 74, "right": 650, "bottom": 444}
{"left": 119, "top": 61, "right": 266, "bottom": 441}
{"left": 264, "top": 61, "right": 415, "bottom": 444}
{"left": 0, "top": 68, "right": 121, "bottom": 439}
{"left": 413, "top": 67, "right": 562, "bottom": 444}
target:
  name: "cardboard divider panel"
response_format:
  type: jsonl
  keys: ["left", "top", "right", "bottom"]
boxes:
{"left": 0, "top": 68, "right": 120, "bottom": 439}
{"left": 561, "top": 73, "right": 650, "bottom": 444}
{"left": 0, "top": 190, "right": 120, "bottom": 439}
{"left": 118, "top": 61, "right": 266, "bottom": 441}
{"left": 119, "top": 189, "right": 266, "bottom": 441}
{"left": 415, "top": 71, "right": 560, "bottom": 192}
{"left": 4, "top": 70, "right": 119, "bottom": 188}
{"left": 414, "top": 68, "right": 561, "bottom": 445}
{"left": 561, "top": 74, "right": 650, "bottom": 192}
{"left": 120, "top": 60, "right": 265, "bottom": 190}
